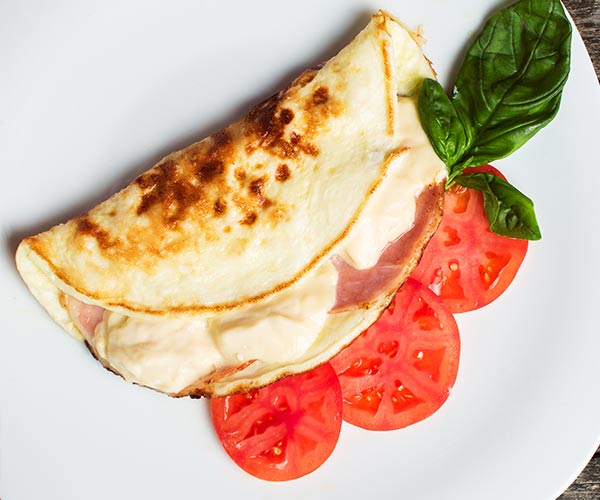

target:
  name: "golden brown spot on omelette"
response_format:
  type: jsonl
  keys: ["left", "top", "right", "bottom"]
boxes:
{"left": 380, "top": 39, "right": 394, "bottom": 136}
{"left": 303, "top": 141, "right": 318, "bottom": 156}
{"left": 312, "top": 86, "right": 329, "bottom": 105}
{"left": 275, "top": 164, "right": 291, "bottom": 182}
{"left": 213, "top": 198, "right": 227, "bottom": 216}
{"left": 257, "top": 101, "right": 291, "bottom": 144}
{"left": 248, "top": 176, "right": 272, "bottom": 208}
{"left": 249, "top": 177, "right": 264, "bottom": 196}
{"left": 223, "top": 225, "right": 232, "bottom": 233}
{"left": 196, "top": 160, "right": 224, "bottom": 182}
{"left": 240, "top": 211, "right": 257, "bottom": 225}
{"left": 166, "top": 179, "right": 204, "bottom": 229}
{"left": 246, "top": 93, "right": 318, "bottom": 159}
{"left": 300, "top": 84, "right": 343, "bottom": 144}
{"left": 135, "top": 159, "right": 176, "bottom": 209}
{"left": 234, "top": 168, "right": 247, "bottom": 181}
{"left": 76, "top": 216, "right": 118, "bottom": 250}
{"left": 280, "top": 108, "right": 294, "bottom": 124}
{"left": 289, "top": 131, "right": 318, "bottom": 156}
{"left": 135, "top": 158, "right": 198, "bottom": 223}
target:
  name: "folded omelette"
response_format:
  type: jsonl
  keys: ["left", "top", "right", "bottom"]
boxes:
{"left": 16, "top": 11, "right": 446, "bottom": 397}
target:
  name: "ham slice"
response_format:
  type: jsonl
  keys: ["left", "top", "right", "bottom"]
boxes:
{"left": 64, "top": 295, "right": 104, "bottom": 343}
{"left": 332, "top": 184, "right": 443, "bottom": 311}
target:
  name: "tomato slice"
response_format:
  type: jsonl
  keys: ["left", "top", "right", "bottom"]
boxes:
{"left": 210, "top": 363, "right": 342, "bottom": 481}
{"left": 410, "top": 165, "right": 528, "bottom": 313}
{"left": 330, "top": 278, "right": 460, "bottom": 431}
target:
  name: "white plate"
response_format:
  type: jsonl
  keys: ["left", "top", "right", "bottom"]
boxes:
{"left": 1, "top": 1, "right": 598, "bottom": 499}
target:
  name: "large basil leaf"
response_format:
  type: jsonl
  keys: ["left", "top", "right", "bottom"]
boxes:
{"left": 456, "top": 173, "right": 541, "bottom": 240}
{"left": 452, "top": 0, "right": 572, "bottom": 167}
{"left": 418, "top": 78, "right": 468, "bottom": 169}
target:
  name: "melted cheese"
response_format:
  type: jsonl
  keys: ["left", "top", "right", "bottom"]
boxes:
{"left": 339, "top": 98, "right": 446, "bottom": 269}
{"left": 85, "top": 96, "right": 445, "bottom": 394}
{"left": 92, "top": 262, "right": 338, "bottom": 393}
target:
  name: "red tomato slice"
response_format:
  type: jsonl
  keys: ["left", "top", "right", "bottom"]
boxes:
{"left": 211, "top": 363, "right": 342, "bottom": 481}
{"left": 330, "top": 278, "right": 460, "bottom": 431}
{"left": 410, "top": 165, "right": 528, "bottom": 313}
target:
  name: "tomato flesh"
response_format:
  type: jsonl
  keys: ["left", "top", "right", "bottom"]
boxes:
{"left": 330, "top": 278, "right": 460, "bottom": 431}
{"left": 410, "top": 165, "right": 528, "bottom": 313}
{"left": 211, "top": 363, "right": 342, "bottom": 481}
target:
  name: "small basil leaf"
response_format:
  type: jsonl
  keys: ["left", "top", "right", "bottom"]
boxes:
{"left": 456, "top": 173, "right": 541, "bottom": 240}
{"left": 417, "top": 78, "right": 468, "bottom": 169}
{"left": 452, "top": 0, "right": 572, "bottom": 167}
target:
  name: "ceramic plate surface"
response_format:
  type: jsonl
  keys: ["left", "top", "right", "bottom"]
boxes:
{"left": 1, "top": 1, "right": 599, "bottom": 499}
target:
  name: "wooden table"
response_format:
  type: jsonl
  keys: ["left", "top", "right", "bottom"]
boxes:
{"left": 557, "top": 0, "right": 599, "bottom": 497}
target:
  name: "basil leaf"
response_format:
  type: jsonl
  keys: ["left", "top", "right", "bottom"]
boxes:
{"left": 418, "top": 78, "right": 468, "bottom": 169}
{"left": 456, "top": 173, "right": 541, "bottom": 240}
{"left": 452, "top": 0, "right": 572, "bottom": 167}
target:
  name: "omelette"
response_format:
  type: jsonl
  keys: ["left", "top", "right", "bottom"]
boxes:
{"left": 16, "top": 11, "right": 446, "bottom": 397}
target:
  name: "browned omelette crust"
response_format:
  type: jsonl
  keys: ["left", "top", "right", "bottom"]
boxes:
{"left": 23, "top": 67, "right": 351, "bottom": 311}
{"left": 26, "top": 44, "right": 400, "bottom": 311}
{"left": 18, "top": 12, "right": 436, "bottom": 315}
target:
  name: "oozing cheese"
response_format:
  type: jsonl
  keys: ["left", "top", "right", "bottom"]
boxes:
{"left": 85, "top": 97, "right": 445, "bottom": 394}
{"left": 339, "top": 98, "right": 445, "bottom": 269}
{"left": 92, "top": 261, "right": 338, "bottom": 393}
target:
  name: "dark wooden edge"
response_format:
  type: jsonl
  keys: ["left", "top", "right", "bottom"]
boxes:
{"left": 558, "top": 0, "right": 599, "bottom": 497}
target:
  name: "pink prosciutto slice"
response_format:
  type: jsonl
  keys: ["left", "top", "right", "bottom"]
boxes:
{"left": 331, "top": 184, "right": 443, "bottom": 311}
{"left": 64, "top": 295, "right": 104, "bottom": 343}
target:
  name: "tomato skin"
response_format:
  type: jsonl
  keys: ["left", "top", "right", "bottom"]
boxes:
{"left": 330, "top": 278, "right": 460, "bottom": 431}
{"left": 410, "top": 165, "right": 528, "bottom": 313}
{"left": 211, "top": 363, "right": 342, "bottom": 481}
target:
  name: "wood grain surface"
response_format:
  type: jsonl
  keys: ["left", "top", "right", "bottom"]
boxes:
{"left": 558, "top": 0, "right": 599, "bottom": 498}
{"left": 564, "top": 0, "right": 600, "bottom": 78}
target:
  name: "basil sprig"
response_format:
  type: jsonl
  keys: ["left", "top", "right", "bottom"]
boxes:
{"left": 418, "top": 0, "right": 572, "bottom": 240}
